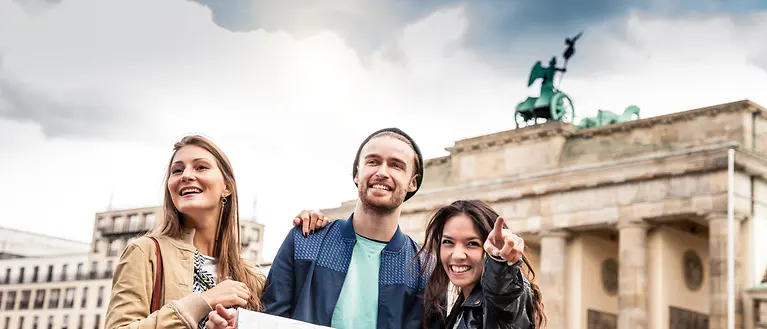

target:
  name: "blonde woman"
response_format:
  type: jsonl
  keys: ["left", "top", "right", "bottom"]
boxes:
{"left": 105, "top": 135, "right": 325, "bottom": 329}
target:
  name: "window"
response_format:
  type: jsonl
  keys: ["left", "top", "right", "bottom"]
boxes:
{"left": 16, "top": 317, "right": 23, "bottom": 329}
{"left": 4, "top": 268, "right": 10, "bottom": 284}
{"left": 33, "top": 316, "right": 39, "bottom": 329}
{"left": 62, "top": 315, "right": 69, "bottom": 329}
{"left": 5, "top": 291, "right": 15, "bottom": 310}
{"left": 92, "top": 240, "right": 100, "bottom": 254}
{"left": 97, "top": 286, "right": 104, "bottom": 307}
{"left": 77, "top": 316, "right": 83, "bottom": 329}
{"left": 32, "top": 266, "right": 39, "bottom": 283}
{"left": 113, "top": 216, "right": 124, "bottom": 232}
{"left": 0, "top": 291, "right": 3, "bottom": 307}
{"left": 19, "top": 290, "right": 30, "bottom": 309}
{"left": 46, "top": 265, "right": 53, "bottom": 283}
{"left": 17, "top": 267, "right": 25, "bottom": 284}
{"left": 48, "top": 289, "right": 60, "bottom": 309}
{"left": 34, "top": 289, "right": 45, "bottom": 309}
{"left": 92, "top": 315, "right": 100, "bottom": 329}
{"left": 47, "top": 316, "right": 53, "bottom": 329}
{"left": 89, "top": 262, "right": 98, "bottom": 279}
{"left": 76, "top": 263, "right": 83, "bottom": 280}
{"left": 129, "top": 214, "right": 141, "bottom": 231}
{"left": 63, "top": 288, "right": 75, "bottom": 308}
{"left": 104, "top": 261, "right": 113, "bottom": 279}
{"left": 60, "top": 264, "right": 68, "bottom": 281}
{"left": 107, "top": 240, "right": 120, "bottom": 257}
{"left": 80, "top": 287, "right": 88, "bottom": 308}
{"left": 144, "top": 213, "right": 156, "bottom": 230}
{"left": 3, "top": 317, "right": 8, "bottom": 329}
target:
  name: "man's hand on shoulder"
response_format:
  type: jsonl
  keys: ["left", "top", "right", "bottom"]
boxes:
{"left": 292, "top": 209, "right": 329, "bottom": 237}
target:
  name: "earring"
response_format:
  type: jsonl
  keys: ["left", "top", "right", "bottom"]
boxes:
{"left": 215, "top": 197, "right": 227, "bottom": 239}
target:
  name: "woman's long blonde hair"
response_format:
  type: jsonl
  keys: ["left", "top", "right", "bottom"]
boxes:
{"left": 150, "top": 135, "right": 265, "bottom": 311}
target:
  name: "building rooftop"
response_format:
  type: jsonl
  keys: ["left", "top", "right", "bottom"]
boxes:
{"left": 0, "top": 225, "right": 90, "bottom": 258}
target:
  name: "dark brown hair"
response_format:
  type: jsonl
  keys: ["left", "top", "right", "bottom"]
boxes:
{"left": 151, "top": 135, "right": 265, "bottom": 311}
{"left": 415, "top": 200, "right": 546, "bottom": 328}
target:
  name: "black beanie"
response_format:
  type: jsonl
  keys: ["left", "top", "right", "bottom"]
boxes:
{"left": 352, "top": 127, "right": 424, "bottom": 202}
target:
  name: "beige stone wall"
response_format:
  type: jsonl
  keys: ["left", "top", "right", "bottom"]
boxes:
{"left": 752, "top": 178, "right": 767, "bottom": 286}
{"left": 449, "top": 135, "right": 567, "bottom": 184}
{"left": 421, "top": 157, "right": 451, "bottom": 190}
{"left": 562, "top": 110, "right": 747, "bottom": 167}
{"left": 648, "top": 229, "right": 665, "bottom": 329}
{"left": 579, "top": 234, "right": 619, "bottom": 329}
{"left": 657, "top": 226, "right": 710, "bottom": 327}
{"left": 753, "top": 115, "right": 767, "bottom": 154}
{"left": 523, "top": 244, "right": 541, "bottom": 283}
{"left": 566, "top": 237, "right": 584, "bottom": 327}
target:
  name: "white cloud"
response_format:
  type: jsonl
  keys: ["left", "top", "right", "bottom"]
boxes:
{"left": 0, "top": 0, "right": 765, "bottom": 261}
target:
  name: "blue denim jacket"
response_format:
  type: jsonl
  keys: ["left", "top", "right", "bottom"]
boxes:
{"left": 262, "top": 214, "right": 431, "bottom": 329}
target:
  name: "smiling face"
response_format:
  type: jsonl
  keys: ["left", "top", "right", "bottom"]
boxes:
{"left": 354, "top": 136, "right": 419, "bottom": 213}
{"left": 440, "top": 213, "right": 484, "bottom": 294}
{"left": 167, "top": 145, "right": 231, "bottom": 221}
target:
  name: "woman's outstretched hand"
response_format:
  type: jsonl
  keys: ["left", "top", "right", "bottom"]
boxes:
{"left": 483, "top": 217, "right": 525, "bottom": 265}
{"left": 205, "top": 304, "right": 236, "bottom": 329}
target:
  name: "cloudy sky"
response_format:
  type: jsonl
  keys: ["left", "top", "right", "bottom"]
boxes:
{"left": 1, "top": 0, "right": 766, "bottom": 260}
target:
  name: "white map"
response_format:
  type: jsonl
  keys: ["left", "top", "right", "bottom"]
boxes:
{"left": 236, "top": 309, "right": 333, "bottom": 329}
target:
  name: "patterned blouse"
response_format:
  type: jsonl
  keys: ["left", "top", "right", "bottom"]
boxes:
{"left": 192, "top": 251, "right": 217, "bottom": 329}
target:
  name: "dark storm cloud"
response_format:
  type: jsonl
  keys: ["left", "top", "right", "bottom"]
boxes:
{"left": 12, "top": 0, "right": 62, "bottom": 15}
{"left": 189, "top": 0, "right": 633, "bottom": 62}
{"left": 0, "top": 61, "right": 142, "bottom": 140}
{"left": 187, "top": 0, "right": 765, "bottom": 67}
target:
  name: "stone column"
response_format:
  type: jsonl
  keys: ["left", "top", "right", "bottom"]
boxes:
{"left": 708, "top": 213, "right": 742, "bottom": 329}
{"left": 742, "top": 294, "right": 754, "bottom": 329}
{"left": 618, "top": 221, "right": 649, "bottom": 329}
{"left": 540, "top": 230, "right": 569, "bottom": 329}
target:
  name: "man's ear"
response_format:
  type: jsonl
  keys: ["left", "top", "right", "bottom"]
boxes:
{"left": 354, "top": 165, "right": 360, "bottom": 185}
{"left": 408, "top": 174, "right": 419, "bottom": 192}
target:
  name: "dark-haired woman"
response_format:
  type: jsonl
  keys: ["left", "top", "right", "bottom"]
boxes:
{"left": 416, "top": 200, "right": 546, "bottom": 329}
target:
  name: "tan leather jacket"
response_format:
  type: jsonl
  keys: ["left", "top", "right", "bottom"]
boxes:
{"left": 105, "top": 230, "right": 214, "bottom": 329}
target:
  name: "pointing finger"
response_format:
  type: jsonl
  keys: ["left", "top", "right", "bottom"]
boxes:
{"left": 489, "top": 217, "right": 505, "bottom": 246}
{"left": 493, "top": 217, "right": 505, "bottom": 236}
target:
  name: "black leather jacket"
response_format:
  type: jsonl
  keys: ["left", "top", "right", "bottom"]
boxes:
{"left": 435, "top": 256, "right": 535, "bottom": 329}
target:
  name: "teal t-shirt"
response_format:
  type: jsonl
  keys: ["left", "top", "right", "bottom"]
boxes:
{"left": 331, "top": 234, "right": 387, "bottom": 329}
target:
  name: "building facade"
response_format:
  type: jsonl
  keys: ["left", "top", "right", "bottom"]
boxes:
{"left": 320, "top": 100, "right": 767, "bottom": 329}
{"left": 0, "top": 206, "right": 266, "bottom": 329}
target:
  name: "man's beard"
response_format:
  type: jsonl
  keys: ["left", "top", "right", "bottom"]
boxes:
{"left": 358, "top": 184, "right": 405, "bottom": 215}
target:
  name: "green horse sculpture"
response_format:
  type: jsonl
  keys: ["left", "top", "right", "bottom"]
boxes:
{"left": 576, "top": 105, "right": 641, "bottom": 129}
{"left": 514, "top": 32, "right": 582, "bottom": 129}
{"left": 514, "top": 57, "right": 575, "bottom": 129}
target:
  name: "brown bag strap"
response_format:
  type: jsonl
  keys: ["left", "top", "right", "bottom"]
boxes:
{"left": 149, "top": 237, "right": 164, "bottom": 313}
